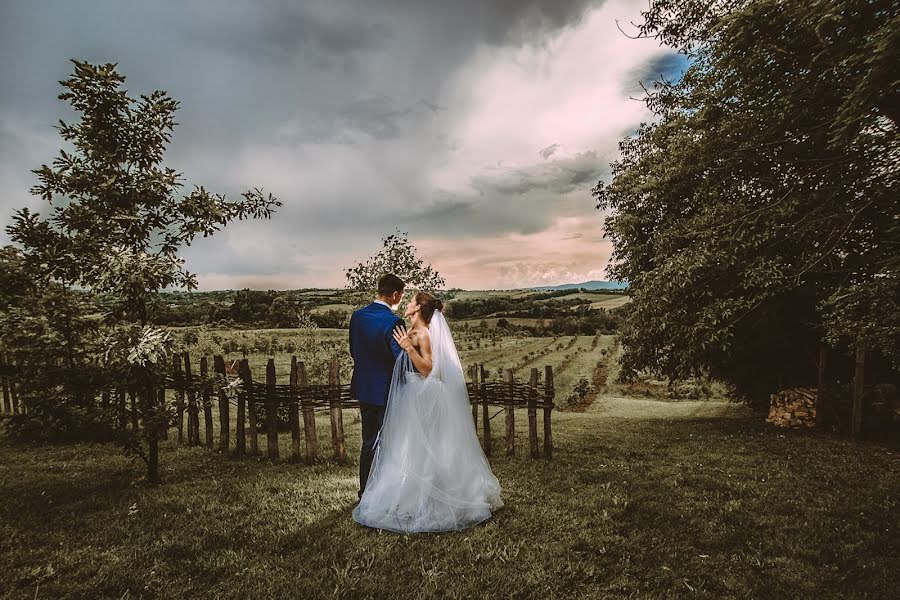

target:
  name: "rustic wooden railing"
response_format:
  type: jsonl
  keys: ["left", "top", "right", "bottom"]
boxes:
{"left": 162, "top": 354, "right": 554, "bottom": 463}
{"left": 0, "top": 352, "right": 555, "bottom": 464}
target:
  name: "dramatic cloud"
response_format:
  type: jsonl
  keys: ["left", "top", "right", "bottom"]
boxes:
{"left": 0, "top": 0, "right": 686, "bottom": 289}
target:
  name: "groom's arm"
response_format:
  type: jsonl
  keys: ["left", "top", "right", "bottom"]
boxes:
{"left": 348, "top": 312, "right": 356, "bottom": 360}
{"left": 384, "top": 318, "right": 403, "bottom": 361}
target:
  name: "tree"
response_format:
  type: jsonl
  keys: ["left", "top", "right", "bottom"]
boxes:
{"left": 0, "top": 246, "right": 33, "bottom": 310}
{"left": 344, "top": 231, "right": 445, "bottom": 295}
{"left": 230, "top": 289, "right": 277, "bottom": 324}
{"left": 593, "top": 0, "right": 899, "bottom": 406}
{"left": 4, "top": 60, "right": 281, "bottom": 483}
{"left": 268, "top": 295, "right": 299, "bottom": 328}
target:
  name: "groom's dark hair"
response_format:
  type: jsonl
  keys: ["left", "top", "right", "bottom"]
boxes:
{"left": 377, "top": 273, "right": 405, "bottom": 296}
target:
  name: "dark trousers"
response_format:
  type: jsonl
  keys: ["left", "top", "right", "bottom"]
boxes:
{"left": 358, "top": 402, "right": 386, "bottom": 498}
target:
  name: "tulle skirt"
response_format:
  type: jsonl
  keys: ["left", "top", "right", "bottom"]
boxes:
{"left": 352, "top": 368, "right": 504, "bottom": 533}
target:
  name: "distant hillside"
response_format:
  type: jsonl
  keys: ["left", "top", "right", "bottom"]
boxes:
{"left": 529, "top": 280, "right": 628, "bottom": 291}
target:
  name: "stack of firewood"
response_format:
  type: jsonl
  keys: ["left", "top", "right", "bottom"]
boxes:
{"left": 766, "top": 387, "right": 817, "bottom": 428}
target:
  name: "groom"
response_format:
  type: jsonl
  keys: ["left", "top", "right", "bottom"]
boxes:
{"left": 349, "top": 273, "right": 406, "bottom": 500}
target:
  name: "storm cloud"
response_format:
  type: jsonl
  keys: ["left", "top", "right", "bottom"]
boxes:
{"left": 0, "top": 0, "right": 685, "bottom": 289}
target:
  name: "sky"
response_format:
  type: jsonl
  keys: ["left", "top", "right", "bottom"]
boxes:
{"left": 0, "top": 0, "right": 687, "bottom": 290}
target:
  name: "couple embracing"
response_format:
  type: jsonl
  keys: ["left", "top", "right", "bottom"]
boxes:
{"left": 349, "top": 274, "right": 504, "bottom": 533}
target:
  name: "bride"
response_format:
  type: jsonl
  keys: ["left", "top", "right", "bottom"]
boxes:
{"left": 352, "top": 291, "right": 504, "bottom": 533}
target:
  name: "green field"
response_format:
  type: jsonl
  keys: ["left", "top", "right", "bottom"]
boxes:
{"left": 1, "top": 391, "right": 896, "bottom": 599}
{"left": 588, "top": 296, "right": 631, "bottom": 309}
{"left": 176, "top": 327, "right": 625, "bottom": 408}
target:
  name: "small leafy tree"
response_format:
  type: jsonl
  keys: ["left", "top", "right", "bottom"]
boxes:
{"left": 344, "top": 231, "right": 445, "bottom": 296}
{"left": 269, "top": 295, "right": 299, "bottom": 328}
{"left": 4, "top": 60, "right": 281, "bottom": 484}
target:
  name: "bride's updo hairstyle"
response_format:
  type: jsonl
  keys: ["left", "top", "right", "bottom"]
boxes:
{"left": 415, "top": 292, "right": 444, "bottom": 324}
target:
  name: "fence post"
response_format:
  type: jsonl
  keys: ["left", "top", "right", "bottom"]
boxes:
{"left": 469, "top": 364, "right": 478, "bottom": 428}
{"left": 240, "top": 359, "right": 258, "bottom": 456}
{"left": 200, "top": 356, "right": 214, "bottom": 448}
{"left": 235, "top": 359, "right": 246, "bottom": 456}
{"left": 213, "top": 355, "right": 230, "bottom": 452}
{"left": 298, "top": 361, "right": 318, "bottom": 462}
{"left": 852, "top": 343, "right": 865, "bottom": 442}
{"left": 1, "top": 354, "right": 11, "bottom": 414}
{"left": 528, "top": 368, "right": 540, "bottom": 458}
{"left": 265, "top": 359, "right": 280, "bottom": 460}
{"left": 544, "top": 365, "right": 554, "bottom": 459}
{"left": 173, "top": 354, "right": 185, "bottom": 443}
{"left": 183, "top": 352, "right": 200, "bottom": 446}
{"left": 329, "top": 357, "right": 346, "bottom": 463}
{"left": 289, "top": 357, "right": 302, "bottom": 462}
{"left": 480, "top": 363, "right": 491, "bottom": 457}
{"left": 504, "top": 369, "right": 515, "bottom": 456}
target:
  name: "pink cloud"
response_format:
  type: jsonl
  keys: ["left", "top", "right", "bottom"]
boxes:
{"left": 416, "top": 215, "right": 614, "bottom": 289}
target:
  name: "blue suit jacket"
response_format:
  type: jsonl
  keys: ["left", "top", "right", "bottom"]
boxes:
{"left": 349, "top": 302, "right": 404, "bottom": 406}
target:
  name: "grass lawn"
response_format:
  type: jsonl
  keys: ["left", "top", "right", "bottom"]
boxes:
{"left": 1, "top": 395, "right": 897, "bottom": 599}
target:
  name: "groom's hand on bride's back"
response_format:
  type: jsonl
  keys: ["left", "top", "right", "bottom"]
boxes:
{"left": 386, "top": 319, "right": 404, "bottom": 359}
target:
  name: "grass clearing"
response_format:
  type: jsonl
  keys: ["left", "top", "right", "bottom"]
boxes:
{"left": 1, "top": 394, "right": 897, "bottom": 599}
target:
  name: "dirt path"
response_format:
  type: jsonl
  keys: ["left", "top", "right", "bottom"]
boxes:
{"left": 584, "top": 393, "right": 750, "bottom": 420}
{"left": 563, "top": 335, "right": 748, "bottom": 421}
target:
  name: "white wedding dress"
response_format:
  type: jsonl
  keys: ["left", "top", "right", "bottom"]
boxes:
{"left": 352, "top": 310, "right": 504, "bottom": 533}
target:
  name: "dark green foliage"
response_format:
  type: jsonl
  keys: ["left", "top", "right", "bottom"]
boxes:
{"left": 229, "top": 289, "right": 279, "bottom": 324}
{"left": 0, "top": 254, "right": 108, "bottom": 442}
{"left": 309, "top": 309, "right": 349, "bottom": 329}
{"left": 594, "top": 0, "right": 899, "bottom": 405}
{"left": 446, "top": 293, "right": 591, "bottom": 320}
{"left": 268, "top": 296, "right": 299, "bottom": 329}
{"left": 0, "top": 246, "right": 33, "bottom": 311}
{"left": 542, "top": 307, "right": 620, "bottom": 336}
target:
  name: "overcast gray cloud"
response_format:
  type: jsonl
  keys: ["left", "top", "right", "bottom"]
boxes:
{"left": 0, "top": 0, "right": 685, "bottom": 289}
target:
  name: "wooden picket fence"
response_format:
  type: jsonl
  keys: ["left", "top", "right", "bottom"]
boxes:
{"left": 162, "top": 353, "right": 555, "bottom": 463}
{"left": 0, "top": 352, "right": 556, "bottom": 462}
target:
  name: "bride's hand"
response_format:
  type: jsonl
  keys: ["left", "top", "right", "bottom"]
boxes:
{"left": 392, "top": 326, "right": 413, "bottom": 352}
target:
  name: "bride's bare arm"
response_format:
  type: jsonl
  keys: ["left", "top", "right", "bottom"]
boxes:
{"left": 393, "top": 326, "right": 433, "bottom": 377}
